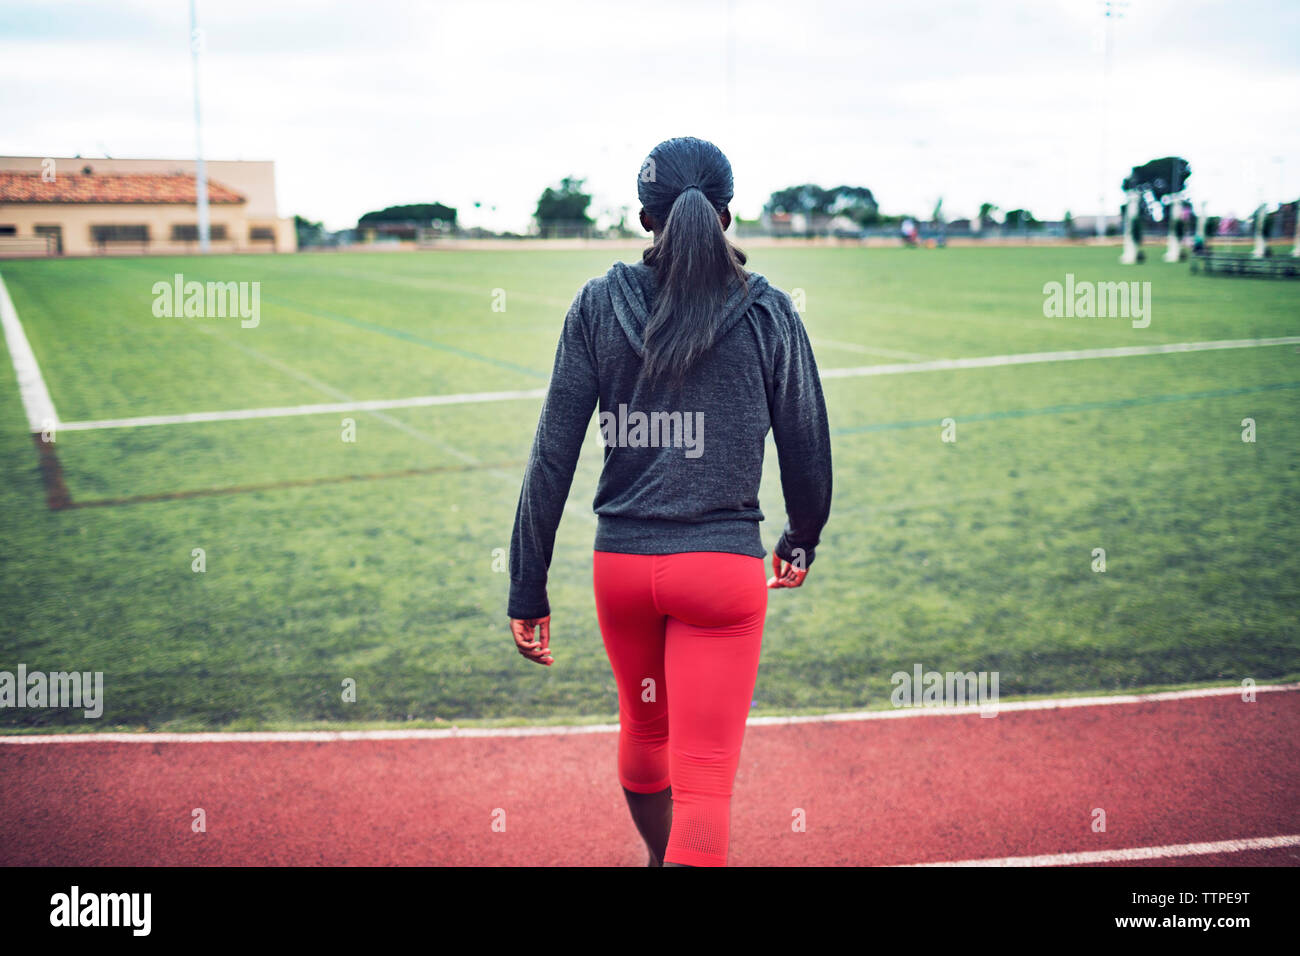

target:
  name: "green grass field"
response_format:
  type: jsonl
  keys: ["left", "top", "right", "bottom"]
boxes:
{"left": 1, "top": 244, "right": 1297, "bottom": 732}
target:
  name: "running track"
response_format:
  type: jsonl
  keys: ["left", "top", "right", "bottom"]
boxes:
{"left": 1, "top": 686, "right": 1297, "bottom": 866}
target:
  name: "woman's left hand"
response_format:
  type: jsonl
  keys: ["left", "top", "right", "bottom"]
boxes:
{"left": 511, "top": 616, "right": 553, "bottom": 666}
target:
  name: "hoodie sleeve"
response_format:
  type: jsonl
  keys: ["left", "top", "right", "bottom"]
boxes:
{"left": 769, "top": 293, "right": 833, "bottom": 570}
{"left": 507, "top": 284, "right": 600, "bottom": 619}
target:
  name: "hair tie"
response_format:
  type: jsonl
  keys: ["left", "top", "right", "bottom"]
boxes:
{"left": 681, "top": 183, "right": 701, "bottom": 193}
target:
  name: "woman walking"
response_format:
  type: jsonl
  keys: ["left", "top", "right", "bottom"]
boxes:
{"left": 508, "top": 136, "right": 832, "bottom": 867}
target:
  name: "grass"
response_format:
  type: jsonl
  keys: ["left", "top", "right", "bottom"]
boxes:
{"left": 0, "top": 244, "right": 1297, "bottom": 732}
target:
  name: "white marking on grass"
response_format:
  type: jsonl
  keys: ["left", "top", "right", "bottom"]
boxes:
{"left": 819, "top": 336, "right": 1300, "bottom": 380}
{"left": 905, "top": 833, "right": 1300, "bottom": 867}
{"left": 0, "top": 271, "right": 59, "bottom": 432}
{"left": 808, "top": 336, "right": 932, "bottom": 362}
{"left": 321, "top": 266, "right": 575, "bottom": 309}
{"left": 57, "top": 387, "right": 548, "bottom": 432}
{"left": 57, "top": 336, "right": 1300, "bottom": 432}
{"left": 2, "top": 683, "right": 1292, "bottom": 743}
{"left": 191, "top": 326, "right": 480, "bottom": 466}
{"left": 181, "top": 327, "right": 593, "bottom": 522}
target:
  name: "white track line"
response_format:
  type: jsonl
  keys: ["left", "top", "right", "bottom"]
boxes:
{"left": 0, "top": 271, "right": 59, "bottom": 433}
{"left": 2, "top": 683, "right": 1293, "bottom": 744}
{"left": 907, "top": 833, "right": 1300, "bottom": 867}
{"left": 55, "top": 336, "right": 1300, "bottom": 432}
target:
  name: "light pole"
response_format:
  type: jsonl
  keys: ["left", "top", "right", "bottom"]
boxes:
{"left": 190, "top": 0, "right": 210, "bottom": 254}
{"left": 1097, "top": 1, "right": 1128, "bottom": 240}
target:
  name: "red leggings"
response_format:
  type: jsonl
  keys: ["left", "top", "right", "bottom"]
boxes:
{"left": 592, "top": 550, "right": 768, "bottom": 867}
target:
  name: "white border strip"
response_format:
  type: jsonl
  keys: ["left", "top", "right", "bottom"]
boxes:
{"left": 0, "top": 271, "right": 59, "bottom": 432}
{"left": 907, "top": 833, "right": 1300, "bottom": 867}
{"left": 54, "top": 336, "right": 1300, "bottom": 432}
{"left": 2, "top": 683, "right": 1293, "bottom": 744}
{"left": 819, "top": 336, "right": 1300, "bottom": 380}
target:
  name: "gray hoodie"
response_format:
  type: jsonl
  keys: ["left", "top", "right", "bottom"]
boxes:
{"left": 508, "top": 259, "right": 832, "bottom": 619}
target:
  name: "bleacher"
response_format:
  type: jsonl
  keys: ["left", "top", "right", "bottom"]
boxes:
{"left": 1190, "top": 250, "right": 1300, "bottom": 279}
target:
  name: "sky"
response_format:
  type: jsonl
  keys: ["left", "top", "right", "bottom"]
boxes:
{"left": 2, "top": 0, "right": 1298, "bottom": 232}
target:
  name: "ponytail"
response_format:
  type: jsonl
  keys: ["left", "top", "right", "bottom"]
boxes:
{"left": 636, "top": 138, "right": 748, "bottom": 387}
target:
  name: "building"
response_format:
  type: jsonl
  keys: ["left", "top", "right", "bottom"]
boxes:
{"left": 0, "top": 156, "right": 296, "bottom": 256}
{"left": 1068, "top": 213, "right": 1124, "bottom": 236}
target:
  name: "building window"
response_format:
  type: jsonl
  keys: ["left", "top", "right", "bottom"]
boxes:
{"left": 0, "top": 225, "right": 16, "bottom": 236}
{"left": 34, "top": 225, "right": 63, "bottom": 255}
{"left": 170, "top": 224, "right": 229, "bottom": 241}
{"left": 250, "top": 226, "right": 275, "bottom": 242}
{"left": 91, "top": 225, "right": 149, "bottom": 243}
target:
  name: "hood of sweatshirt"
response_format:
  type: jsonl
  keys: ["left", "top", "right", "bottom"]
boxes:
{"left": 605, "top": 259, "right": 770, "bottom": 359}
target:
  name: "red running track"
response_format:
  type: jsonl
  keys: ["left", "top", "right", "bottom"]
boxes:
{"left": 1, "top": 689, "right": 1297, "bottom": 866}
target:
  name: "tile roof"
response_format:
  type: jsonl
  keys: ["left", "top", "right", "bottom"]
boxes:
{"left": 0, "top": 172, "right": 245, "bottom": 205}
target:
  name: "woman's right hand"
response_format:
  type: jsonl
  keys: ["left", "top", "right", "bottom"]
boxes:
{"left": 768, "top": 553, "right": 808, "bottom": 588}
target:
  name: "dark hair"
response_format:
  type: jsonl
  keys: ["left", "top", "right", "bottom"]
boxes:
{"left": 637, "top": 136, "right": 748, "bottom": 386}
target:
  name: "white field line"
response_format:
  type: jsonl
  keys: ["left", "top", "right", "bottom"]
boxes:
{"left": 56, "top": 336, "right": 1300, "bottom": 432}
{"left": 183, "top": 327, "right": 593, "bottom": 523}
{"left": 191, "top": 325, "right": 480, "bottom": 466}
{"left": 818, "top": 336, "right": 1300, "bottom": 380}
{"left": 58, "top": 387, "right": 548, "bottom": 432}
{"left": 0, "top": 271, "right": 59, "bottom": 433}
{"left": 1, "top": 683, "right": 1293, "bottom": 744}
{"left": 807, "top": 336, "right": 932, "bottom": 362}
{"left": 906, "top": 833, "right": 1300, "bottom": 867}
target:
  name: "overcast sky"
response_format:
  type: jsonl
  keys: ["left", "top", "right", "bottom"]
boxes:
{"left": 2, "top": 0, "right": 1298, "bottom": 231}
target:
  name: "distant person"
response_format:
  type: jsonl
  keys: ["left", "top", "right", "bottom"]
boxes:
{"left": 507, "top": 136, "right": 833, "bottom": 867}
{"left": 901, "top": 217, "right": 918, "bottom": 246}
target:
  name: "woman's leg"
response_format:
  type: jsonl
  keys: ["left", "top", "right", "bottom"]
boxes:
{"left": 622, "top": 785, "right": 673, "bottom": 867}
{"left": 656, "top": 552, "right": 768, "bottom": 867}
{"left": 593, "top": 551, "right": 672, "bottom": 864}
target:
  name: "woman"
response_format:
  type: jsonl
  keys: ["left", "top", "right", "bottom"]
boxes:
{"left": 508, "top": 136, "right": 832, "bottom": 867}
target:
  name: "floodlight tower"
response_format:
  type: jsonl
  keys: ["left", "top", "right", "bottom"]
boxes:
{"left": 190, "top": 0, "right": 210, "bottom": 253}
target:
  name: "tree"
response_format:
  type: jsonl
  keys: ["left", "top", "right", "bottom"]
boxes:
{"left": 294, "top": 214, "right": 324, "bottom": 246}
{"left": 765, "top": 184, "right": 879, "bottom": 226}
{"left": 826, "top": 186, "right": 879, "bottom": 225}
{"left": 978, "top": 202, "right": 1000, "bottom": 226}
{"left": 1123, "top": 157, "right": 1190, "bottom": 221}
{"left": 1123, "top": 156, "right": 1191, "bottom": 201}
{"left": 357, "top": 203, "right": 457, "bottom": 228}
{"left": 1003, "top": 209, "right": 1038, "bottom": 229}
{"left": 535, "top": 176, "right": 594, "bottom": 237}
